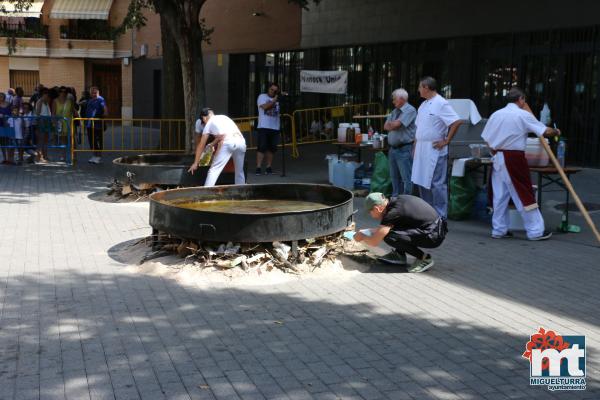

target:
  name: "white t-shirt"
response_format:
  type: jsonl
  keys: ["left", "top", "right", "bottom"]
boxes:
{"left": 257, "top": 93, "right": 280, "bottom": 130}
{"left": 481, "top": 103, "right": 547, "bottom": 151}
{"left": 9, "top": 117, "right": 23, "bottom": 139}
{"left": 202, "top": 115, "right": 243, "bottom": 143}
{"left": 195, "top": 118, "right": 204, "bottom": 134}
{"left": 416, "top": 94, "right": 460, "bottom": 155}
{"left": 23, "top": 111, "right": 33, "bottom": 128}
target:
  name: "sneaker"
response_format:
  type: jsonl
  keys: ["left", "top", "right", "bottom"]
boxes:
{"left": 528, "top": 231, "right": 553, "bottom": 241}
{"left": 377, "top": 250, "right": 407, "bottom": 265}
{"left": 88, "top": 156, "right": 97, "bottom": 164}
{"left": 407, "top": 255, "right": 435, "bottom": 273}
{"left": 491, "top": 231, "right": 514, "bottom": 239}
{"left": 255, "top": 167, "right": 262, "bottom": 176}
{"left": 266, "top": 167, "right": 273, "bottom": 175}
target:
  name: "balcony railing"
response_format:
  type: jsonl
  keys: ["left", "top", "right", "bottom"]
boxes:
{"left": 60, "top": 21, "right": 115, "bottom": 41}
{"left": 0, "top": 21, "right": 48, "bottom": 38}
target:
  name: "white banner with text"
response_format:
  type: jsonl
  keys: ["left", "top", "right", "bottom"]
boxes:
{"left": 300, "top": 70, "right": 348, "bottom": 94}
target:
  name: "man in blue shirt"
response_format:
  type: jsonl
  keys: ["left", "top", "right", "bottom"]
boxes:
{"left": 384, "top": 88, "right": 417, "bottom": 196}
{"left": 84, "top": 86, "right": 107, "bottom": 164}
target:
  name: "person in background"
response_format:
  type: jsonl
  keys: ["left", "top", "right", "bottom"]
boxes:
{"left": 256, "top": 82, "right": 282, "bottom": 175}
{"left": 351, "top": 192, "right": 447, "bottom": 272}
{"left": 84, "top": 86, "right": 107, "bottom": 164}
{"left": 309, "top": 119, "right": 323, "bottom": 138}
{"left": 0, "top": 93, "right": 12, "bottom": 164}
{"left": 67, "top": 87, "right": 77, "bottom": 103}
{"left": 77, "top": 90, "right": 90, "bottom": 146}
{"left": 384, "top": 88, "right": 417, "bottom": 197}
{"left": 29, "top": 84, "right": 44, "bottom": 109}
{"left": 35, "top": 88, "right": 52, "bottom": 163}
{"left": 8, "top": 107, "right": 23, "bottom": 164}
{"left": 53, "top": 86, "right": 74, "bottom": 161}
{"left": 481, "top": 87, "right": 559, "bottom": 241}
{"left": 411, "top": 77, "right": 462, "bottom": 219}
{"left": 323, "top": 116, "right": 334, "bottom": 139}
{"left": 11, "top": 87, "right": 24, "bottom": 113}
{"left": 21, "top": 102, "right": 37, "bottom": 163}
{"left": 188, "top": 108, "right": 246, "bottom": 186}
{"left": 5, "top": 88, "right": 15, "bottom": 105}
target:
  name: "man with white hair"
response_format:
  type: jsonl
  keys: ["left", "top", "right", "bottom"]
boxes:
{"left": 384, "top": 88, "right": 417, "bottom": 196}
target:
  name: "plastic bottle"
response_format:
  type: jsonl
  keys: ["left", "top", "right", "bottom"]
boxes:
{"left": 368, "top": 126, "right": 374, "bottom": 140}
{"left": 560, "top": 210, "right": 568, "bottom": 232}
{"left": 332, "top": 161, "right": 346, "bottom": 187}
{"left": 557, "top": 138, "right": 566, "bottom": 168}
{"left": 540, "top": 103, "right": 551, "bottom": 126}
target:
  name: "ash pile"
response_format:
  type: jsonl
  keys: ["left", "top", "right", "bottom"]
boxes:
{"left": 141, "top": 229, "right": 370, "bottom": 278}
{"left": 106, "top": 177, "right": 164, "bottom": 201}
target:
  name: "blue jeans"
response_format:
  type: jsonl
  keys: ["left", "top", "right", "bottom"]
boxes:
{"left": 418, "top": 154, "right": 448, "bottom": 219}
{"left": 388, "top": 145, "right": 413, "bottom": 196}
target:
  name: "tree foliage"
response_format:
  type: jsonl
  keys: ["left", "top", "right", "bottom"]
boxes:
{"left": 3, "top": 0, "right": 320, "bottom": 152}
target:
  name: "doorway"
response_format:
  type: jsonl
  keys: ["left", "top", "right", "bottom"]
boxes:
{"left": 92, "top": 64, "right": 122, "bottom": 118}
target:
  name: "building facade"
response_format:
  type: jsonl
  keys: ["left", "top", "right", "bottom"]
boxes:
{"left": 0, "top": 0, "right": 160, "bottom": 119}
{"left": 5, "top": 0, "right": 599, "bottom": 165}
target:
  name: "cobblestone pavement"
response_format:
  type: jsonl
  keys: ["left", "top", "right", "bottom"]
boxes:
{"left": 1, "top": 149, "right": 599, "bottom": 400}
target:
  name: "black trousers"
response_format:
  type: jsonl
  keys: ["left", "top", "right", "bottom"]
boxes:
{"left": 87, "top": 126, "right": 104, "bottom": 151}
{"left": 383, "top": 218, "right": 446, "bottom": 259}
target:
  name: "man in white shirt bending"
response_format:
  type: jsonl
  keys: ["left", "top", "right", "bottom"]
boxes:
{"left": 411, "top": 77, "right": 462, "bottom": 219}
{"left": 188, "top": 108, "right": 246, "bottom": 187}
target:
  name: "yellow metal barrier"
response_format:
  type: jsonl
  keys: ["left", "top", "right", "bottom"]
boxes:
{"left": 70, "top": 106, "right": 382, "bottom": 164}
{"left": 70, "top": 117, "right": 186, "bottom": 163}
{"left": 291, "top": 103, "right": 385, "bottom": 151}
{"left": 232, "top": 113, "right": 298, "bottom": 158}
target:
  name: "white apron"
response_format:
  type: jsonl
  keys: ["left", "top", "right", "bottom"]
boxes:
{"left": 411, "top": 140, "right": 440, "bottom": 189}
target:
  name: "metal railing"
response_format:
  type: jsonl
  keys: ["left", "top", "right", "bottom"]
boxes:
{"left": 0, "top": 21, "right": 48, "bottom": 38}
{"left": 69, "top": 104, "right": 384, "bottom": 164}
{"left": 70, "top": 118, "right": 186, "bottom": 164}
{"left": 232, "top": 113, "right": 297, "bottom": 156}
{"left": 291, "top": 103, "right": 385, "bottom": 147}
{"left": 0, "top": 115, "right": 71, "bottom": 163}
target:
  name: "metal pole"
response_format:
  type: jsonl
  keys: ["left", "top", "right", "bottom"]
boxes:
{"left": 280, "top": 126, "right": 286, "bottom": 177}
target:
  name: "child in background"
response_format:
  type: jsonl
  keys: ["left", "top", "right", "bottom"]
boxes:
{"left": 21, "top": 103, "right": 37, "bottom": 163}
{"left": 8, "top": 107, "right": 23, "bottom": 164}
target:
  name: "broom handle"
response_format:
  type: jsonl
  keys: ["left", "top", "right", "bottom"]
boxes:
{"left": 539, "top": 137, "right": 600, "bottom": 245}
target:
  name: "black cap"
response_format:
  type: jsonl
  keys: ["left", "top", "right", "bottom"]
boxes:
{"left": 200, "top": 107, "right": 213, "bottom": 117}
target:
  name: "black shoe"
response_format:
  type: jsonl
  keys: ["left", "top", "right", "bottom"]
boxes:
{"left": 265, "top": 167, "right": 273, "bottom": 175}
{"left": 491, "top": 231, "right": 514, "bottom": 239}
{"left": 528, "top": 231, "right": 553, "bottom": 241}
{"left": 255, "top": 168, "right": 262, "bottom": 176}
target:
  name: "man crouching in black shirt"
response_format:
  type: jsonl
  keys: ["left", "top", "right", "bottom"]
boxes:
{"left": 352, "top": 192, "right": 447, "bottom": 272}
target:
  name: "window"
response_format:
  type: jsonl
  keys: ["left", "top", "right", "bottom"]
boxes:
{"left": 9, "top": 70, "right": 39, "bottom": 97}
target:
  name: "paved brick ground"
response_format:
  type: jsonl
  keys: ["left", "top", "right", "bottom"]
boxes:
{"left": 1, "top": 148, "right": 599, "bottom": 400}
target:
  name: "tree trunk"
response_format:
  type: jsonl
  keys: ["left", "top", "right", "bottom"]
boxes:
{"left": 177, "top": 30, "right": 205, "bottom": 153}
{"left": 153, "top": 0, "right": 205, "bottom": 154}
{"left": 160, "top": 15, "right": 184, "bottom": 150}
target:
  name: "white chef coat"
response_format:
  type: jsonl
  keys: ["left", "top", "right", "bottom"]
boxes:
{"left": 411, "top": 94, "right": 460, "bottom": 189}
{"left": 481, "top": 103, "right": 547, "bottom": 150}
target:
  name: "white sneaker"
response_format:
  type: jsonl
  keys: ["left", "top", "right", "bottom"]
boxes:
{"left": 88, "top": 156, "right": 96, "bottom": 164}
{"left": 92, "top": 157, "right": 102, "bottom": 164}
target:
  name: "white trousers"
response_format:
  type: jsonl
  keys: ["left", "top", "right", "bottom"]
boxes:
{"left": 491, "top": 152, "right": 544, "bottom": 239}
{"left": 205, "top": 139, "right": 246, "bottom": 187}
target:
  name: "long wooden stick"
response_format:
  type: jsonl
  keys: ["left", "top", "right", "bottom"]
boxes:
{"left": 539, "top": 137, "right": 600, "bottom": 245}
